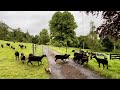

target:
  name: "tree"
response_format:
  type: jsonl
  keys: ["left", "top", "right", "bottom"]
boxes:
{"left": 78, "top": 35, "right": 89, "bottom": 49}
{"left": 0, "top": 20, "right": 41, "bottom": 43}
{"left": 101, "top": 36, "right": 114, "bottom": 52}
{"left": 90, "top": 21, "right": 96, "bottom": 32}
{"left": 86, "top": 21, "right": 102, "bottom": 51}
{"left": 0, "top": 21, "right": 9, "bottom": 40}
{"left": 115, "top": 39, "right": 120, "bottom": 49}
{"left": 49, "top": 11, "right": 77, "bottom": 47}
{"left": 13, "top": 28, "right": 23, "bottom": 42}
{"left": 86, "top": 11, "right": 120, "bottom": 41}
{"left": 32, "top": 35, "right": 39, "bottom": 44}
{"left": 39, "top": 29, "right": 50, "bottom": 45}
{"left": 25, "top": 30, "right": 31, "bottom": 43}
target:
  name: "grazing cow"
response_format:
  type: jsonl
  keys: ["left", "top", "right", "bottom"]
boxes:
{"left": 6, "top": 43, "right": 10, "bottom": 46}
{"left": 15, "top": 51, "right": 19, "bottom": 60}
{"left": 27, "top": 54, "right": 47, "bottom": 66}
{"left": 13, "top": 47, "right": 15, "bottom": 50}
{"left": 20, "top": 45, "right": 24, "bottom": 49}
{"left": 93, "top": 55, "right": 108, "bottom": 69}
{"left": 11, "top": 46, "right": 13, "bottom": 48}
{"left": 1, "top": 44, "right": 3, "bottom": 48}
{"left": 19, "top": 44, "right": 24, "bottom": 49}
{"left": 21, "top": 53, "right": 26, "bottom": 64}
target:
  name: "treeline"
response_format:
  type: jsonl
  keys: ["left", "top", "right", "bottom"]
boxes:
{"left": 0, "top": 21, "right": 50, "bottom": 45}
{"left": 78, "top": 32, "right": 120, "bottom": 52}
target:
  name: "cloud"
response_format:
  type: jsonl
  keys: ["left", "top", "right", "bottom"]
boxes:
{"left": 70, "top": 11, "right": 103, "bottom": 36}
{"left": 0, "top": 11, "right": 103, "bottom": 36}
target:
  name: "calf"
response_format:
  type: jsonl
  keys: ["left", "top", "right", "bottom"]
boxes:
{"left": 55, "top": 54, "right": 70, "bottom": 63}
{"left": 15, "top": 51, "right": 19, "bottom": 60}
{"left": 81, "top": 56, "right": 89, "bottom": 65}
{"left": 73, "top": 54, "right": 83, "bottom": 63}
{"left": 21, "top": 53, "right": 26, "bottom": 64}
{"left": 27, "top": 54, "right": 47, "bottom": 66}
{"left": 93, "top": 55, "right": 108, "bottom": 69}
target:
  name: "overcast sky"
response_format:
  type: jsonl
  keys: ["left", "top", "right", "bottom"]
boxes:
{"left": 0, "top": 11, "right": 104, "bottom": 36}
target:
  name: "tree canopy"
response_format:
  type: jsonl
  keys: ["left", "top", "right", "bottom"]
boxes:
{"left": 0, "top": 21, "right": 39, "bottom": 44}
{"left": 39, "top": 28, "right": 50, "bottom": 45}
{"left": 49, "top": 11, "right": 78, "bottom": 47}
{"left": 86, "top": 11, "right": 120, "bottom": 41}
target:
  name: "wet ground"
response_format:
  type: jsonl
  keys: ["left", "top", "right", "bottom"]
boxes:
{"left": 42, "top": 46, "right": 105, "bottom": 79}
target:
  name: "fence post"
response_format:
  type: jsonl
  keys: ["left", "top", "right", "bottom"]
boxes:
{"left": 65, "top": 40, "right": 68, "bottom": 54}
{"left": 110, "top": 54, "right": 111, "bottom": 60}
{"left": 32, "top": 43, "right": 34, "bottom": 55}
{"left": 66, "top": 46, "right": 67, "bottom": 54}
{"left": 35, "top": 44, "right": 37, "bottom": 52}
{"left": 42, "top": 45, "right": 43, "bottom": 54}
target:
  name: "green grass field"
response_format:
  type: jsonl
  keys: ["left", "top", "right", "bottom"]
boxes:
{"left": 0, "top": 40, "right": 49, "bottom": 79}
{"left": 49, "top": 45, "right": 120, "bottom": 79}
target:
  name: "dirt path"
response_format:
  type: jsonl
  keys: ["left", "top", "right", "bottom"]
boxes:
{"left": 42, "top": 46, "right": 105, "bottom": 79}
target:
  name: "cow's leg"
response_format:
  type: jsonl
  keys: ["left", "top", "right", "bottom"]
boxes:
{"left": 27, "top": 61, "right": 29, "bottom": 65}
{"left": 103, "top": 64, "right": 104, "bottom": 69}
{"left": 16, "top": 56, "right": 17, "bottom": 60}
{"left": 55, "top": 58, "right": 57, "bottom": 62}
{"left": 99, "top": 63, "right": 100, "bottom": 68}
{"left": 38, "top": 61, "right": 39, "bottom": 66}
{"left": 107, "top": 64, "right": 108, "bottom": 69}
{"left": 62, "top": 59, "right": 65, "bottom": 63}
{"left": 30, "top": 61, "right": 33, "bottom": 65}
{"left": 81, "top": 61, "right": 84, "bottom": 65}
{"left": 27, "top": 61, "right": 33, "bottom": 65}
{"left": 22, "top": 61, "right": 24, "bottom": 64}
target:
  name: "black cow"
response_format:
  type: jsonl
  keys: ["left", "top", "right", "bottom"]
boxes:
{"left": 15, "top": 51, "right": 19, "bottom": 60}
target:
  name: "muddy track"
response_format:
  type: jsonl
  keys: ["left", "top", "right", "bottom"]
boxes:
{"left": 42, "top": 46, "right": 105, "bottom": 79}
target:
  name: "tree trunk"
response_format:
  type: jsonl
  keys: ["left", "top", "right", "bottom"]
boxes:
{"left": 114, "top": 42, "right": 116, "bottom": 50}
{"left": 32, "top": 44, "right": 34, "bottom": 55}
{"left": 83, "top": 41, "right": 84, "bottom": 50}
{"left": 66, "top": 46, "right": 67, "bottom": 53}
